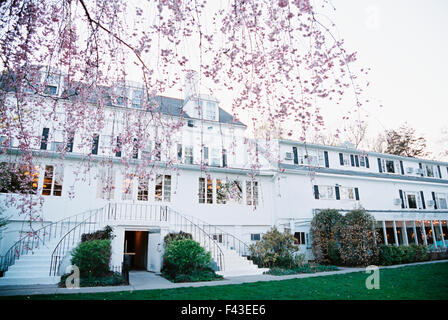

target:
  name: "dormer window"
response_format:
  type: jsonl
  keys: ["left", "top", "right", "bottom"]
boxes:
{"left": 132, "top": 88, "right": 144, "bottom": 108}
{"left": 114, "top": 87, "right": 128, "bottom": 106}
{"left": 202, "top": 101, "right": 217, "bottom": 121}
{"left": 44, "top": 85, "right": 58, "bottom": 96}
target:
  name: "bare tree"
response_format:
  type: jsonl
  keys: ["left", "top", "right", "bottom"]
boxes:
{"left": 384, "top": 123, "right": 428, "bottom": 158}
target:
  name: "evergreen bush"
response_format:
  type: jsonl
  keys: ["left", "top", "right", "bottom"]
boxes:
{"left": 71, "top": 239, "right": 111, "bottom": 278}
{"left": 310, "top": 209, "right": 343, "bottom": 264}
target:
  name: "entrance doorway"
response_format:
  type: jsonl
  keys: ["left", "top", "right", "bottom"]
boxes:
{"left": 124, "top": 231, "right": 149, "bottom": 270}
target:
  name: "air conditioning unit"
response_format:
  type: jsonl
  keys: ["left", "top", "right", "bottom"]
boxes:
{"left": 51, "top": 141, "right": 64, "bottom": 152}
{"left": 187, "top": 120, "right": 195, "bottom": 127}
{"left": 285, "top": 152, "right": 293, "bottom": 160}
{"left": 427, "top": 200, "right": 435, "bottom": 207}
{"left": 394, "top": 198, "right": 402, "bottom": 206}
{"left": 406, "top": 167, "right": 414, "bottom": 174}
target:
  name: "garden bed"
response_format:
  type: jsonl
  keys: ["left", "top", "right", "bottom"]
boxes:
{"left": 59, "top": 272, "right": 127, "bottom": 288}
{"left": 161, "top": 269, "right": 223, "bottom": 283}
{"left": 265, "top": 263, "right": 338, "bottom": 276}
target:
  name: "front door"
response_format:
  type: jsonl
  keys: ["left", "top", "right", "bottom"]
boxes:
{"left": 124, "top": 231, "right": 149, "bottom": 270}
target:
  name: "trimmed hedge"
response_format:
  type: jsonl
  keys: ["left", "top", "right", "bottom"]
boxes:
{"left": 161, "top": 238, "right": 222, "bottom": 283}
{"left": 310, "top": 209, "right": 343, "bottom": 265}
{"left": 379, "top": 244, "right": 430, "bottom": 265}
{"left": 71, "top": 239, "right": 111, "bottom": 278}
{"left": 81, "top": 225, "right": 114, "bottom": 242}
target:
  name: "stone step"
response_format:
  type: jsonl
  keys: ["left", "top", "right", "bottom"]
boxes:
{"left": 0, "top": 276, "right": 60, "bottom": 286}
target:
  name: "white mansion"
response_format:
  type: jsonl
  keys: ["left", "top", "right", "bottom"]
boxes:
{"left": 0, "top": 69, "right": 447, "bottom": 285}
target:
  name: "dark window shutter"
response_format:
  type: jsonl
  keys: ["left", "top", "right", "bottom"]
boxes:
{"left": 313, "top": 185, "right": 319, "bottom": 199}
{"left": 420, "top": 191, "right": 426, "bottom": 209}
{"left": 92, "top": 134, "right": 99, "bottom": 155}
{"left": 40, "top": 128, "right": 49, "bottom": 150}
{"left": 293, "top": 147, "right": 298, "bottom": 165}
{"left": 350, "top": 154, "right": 355, "bottom": 166}
{"left": 115, "top": 136, "right": 121, "bottom": 157}
{"left": 399, "top": 189, "right": 405, "bottom": 209}
{"left": 355, "top": 155, "right": 359, "bottom": 167}
{"left": 432, "top": 192, "right": 437, "bottom": 209}
{"left": 437, "top": 165, "right": 441, "bottom": 178}
{"left": 355, "top": 187, "right": 360, "bottom": 200}
{"left": 400, "top": 160, "right": 404, "bottom": 175}
{"left": 324, "top": 151, "right": 329, "bottom": 168}
{"left": 222, "top": 149, "right": 227, "bottom": 168}
{"left": 378, "top": 158, "right": 383, "bottom": 173}
{"left": 339, "top": 153, "right": 344, "bottom": 165}
{"left": 335, "top": 186, "right": 340, "bottom": 200}
{"left": 365, "top": 156, "right": 370, "bottom": 168}
{"left": 66, "top": 136, "right": 74, "bottom": 153}
{"left": 419, "top": 163, "right": 423, "bottom": 176}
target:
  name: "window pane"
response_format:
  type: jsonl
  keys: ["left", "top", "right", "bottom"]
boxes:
{"left": 198, "top": 178, "right": 205, "bottom": 203}
{"left": 216, "top": 179, "right": 227, "bottom": 204}
{"left": 154, "top": 174, "right": 163, "bottom": 201}
{"left": 407, "top": 194, "right": 417, "bottom": 209}
{"left": 52, "top": 166, "right": 64, "bottom": 196}
{"left": 163, "top": 175, "right": 171, "bottom": 202}
{"left": 42, "top": 165, "right": 53, "bottom": 196}
{"left": 137, "top": 176, "right": 148, "bottom": 201}
{"left": 206, "top": 178, "right": 213, "bottom": 204}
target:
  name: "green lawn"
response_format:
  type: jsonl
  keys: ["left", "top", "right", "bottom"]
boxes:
{"left": 3, "top": 262, "right": 448, "bottom": 300}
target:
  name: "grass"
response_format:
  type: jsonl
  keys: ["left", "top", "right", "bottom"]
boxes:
{"left": 2, "top": 262, "right": 448, "bottom": 300}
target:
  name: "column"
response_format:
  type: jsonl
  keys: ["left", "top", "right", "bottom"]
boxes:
{"left": 421, "top": 221, "right": 428, "bottom": 246}
{"left": 392, "top": 220, "right": 399, "bottom": 246}
{"left": 402, "top": 221, "right": 409, "bottom": 246}
{"left": 439, "top": 220, "right": 446, "bottom": 248}
{"left": 412, "top": 221, "right": 418, "bottom": 245}
{"left": 430, "top": 220, "right": 438, "bottom": 249}
{"left": 382, "top": 220, "right": 388, "bottom": 245}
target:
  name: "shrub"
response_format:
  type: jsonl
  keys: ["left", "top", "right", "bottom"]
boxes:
{"left": 71, "top": 239, "right": 111, "bottom": 278}
{"left": 336, "top": 209, "right": 379, "bottom": 266}
{"left": 81, "top": 225, "right": 114, "bottom": 242}
{"left": 59, "top": 272, "right": 126, "bottom": 288}
{"left": 162, "top": 239, "right": 214, "bottom": 280}
{"left": 327, "top": 239, "right": 342, "bottom": 265}
{"left": 310, "top": 209, "right": 343, "bottom": 265}
{"left": 379, "top": 244, "right": 429, "bottom": 265}
{"left": 249, "top": 227, "right": 299, "bottom": 268}
{"left": 163, "top": 231, "right": 192, "bottom": 248}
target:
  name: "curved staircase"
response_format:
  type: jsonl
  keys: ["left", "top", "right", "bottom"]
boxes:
{"left": 0, "top": 204, "right": 267, "bottom": 286}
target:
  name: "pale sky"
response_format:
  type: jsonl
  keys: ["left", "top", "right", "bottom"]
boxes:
{"left": 319, "top": 0, "right": 448, "bottom": 159}
{"left": 120, "top": 0, "right": 448, "bottom": 160}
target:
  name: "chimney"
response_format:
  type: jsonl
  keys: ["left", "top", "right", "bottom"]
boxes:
{"left": 184, "top": 70, "right": 199, "bottom": 99}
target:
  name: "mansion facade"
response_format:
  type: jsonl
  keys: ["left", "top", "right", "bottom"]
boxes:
{"left": 0, "top": 69, "right": 447, "bottom": 285}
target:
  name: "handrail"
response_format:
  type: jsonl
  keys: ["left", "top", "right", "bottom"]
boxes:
{"left": 166, "top": 207, "right": 225, "bottom": 271}
{"left": 0, "top": 208, "right": 103, "bottom": 273}
{"left": 185, "top": 214, "right": 251, "bottom": 257}
{"left": 49, "top": 206, "right": 107, "bottom": 276}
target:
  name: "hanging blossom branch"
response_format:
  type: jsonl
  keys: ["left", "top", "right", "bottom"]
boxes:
{"left": 0, "top": 0, "right": 368, "bottom": 240}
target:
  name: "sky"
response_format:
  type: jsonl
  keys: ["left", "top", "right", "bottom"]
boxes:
{"left": 318, "top": 0, "right": 448, "bottom": 159}
{"left": 119, "top": 0, "right": 448, "bottom": 160}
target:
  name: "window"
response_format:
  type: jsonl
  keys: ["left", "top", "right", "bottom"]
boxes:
{"left": 246, "top": 180, "right": 259, "bottom": 206}
{"left": 155, "top": 174, "right": 171, "bottom": 202}
{"left": 154, "top": 142, "right": 161, "bottom": 161}
{"left": 141, "top": 142, "right": 152, "bottom": 161}
{"left": 403, "top": 191, "right": 423, "bottom": 209}
{"left": 177, "top": 144, "right": 182, "bottom": 161}
{"left": 211, "top": 148, "right": 220, "bottom": 166}
{"left": 216, "top": 179, "right": 226, "bottom": 204}
{"left": 92, "top": 134, "right": 99, "bottom": 155}
{"left": 131, "top": 138, "right": 139, "bottom": 159}
{"left": 318, "top": 186, "right": 336, "bottom": 200}
{"left": 382, "top": 159, "right": 397, "bottom": 174}
{"left": 42, "top": 165, "right": 63, "bottom": 196}
{"left": 115, "top": 87, "right": 127, "bottom": 106}
{"left": 40, "top": 128, "right": 49, "bottom": 150}
{"left": 122, "top": 173, "right": 134, "bottom": 200}
{"left": 425, "top": 165, "right": 434, "bottom": 177}
{"left": 184, "top": 146, "right": 193, "bottom": 164}
{"left": 137, "top": 176, "right": 149, "bottom": 201}
{"left": 97, "top": 167, "right": 115, "bottom": 200}
{"left": 204, "top": 101, "right": 217, "bottom": 120}
{"left": 115, "top": 136, "right": 122, "bottom": 157}
{"left": 198, "top": 177, "right": 214, "bottom": 204}
{"left": 65, "top": 134, "right": 74, "bottom": 153}
{"left": 187, "top": 120, "right": 194, "bottom": 127}
{"left": 203, "top": 146, "right": 209, "bottom": 165}
{"left": 251, "top": 234, "right": 261, "bottom": 241}
{"left": 435, "top": 193, "right": 448, "bottom": 209}
{"left": 301, "top": 149, "right": 325, "bottom": 167}
{"left": 206, "top": 177, "right": 213, "bottom": 204}
{"left": 213, "top": 234, "right": 223, "bottom": 243}
{"left": 0, "top": 163, "right": 39, "bottom": 194}
{"left": 294, "top": 232, "right": 306, "bottom": 245}
{"left": 340, "top": 187, "right": 355, "bottom": 200}
{"left": 44, "top": 85, "right": 58, "bottom": 95}
{"left": 222, "top": 149, "right": 227, "bottom": 167}
{"left": 199, "top": 178, "right": 206, "bottom": 203}
{"left": 228, "top": 180, "right": 243, "bottom": 204}
{"left": 132, "top": 89, "right": 144, "bottom": 108}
